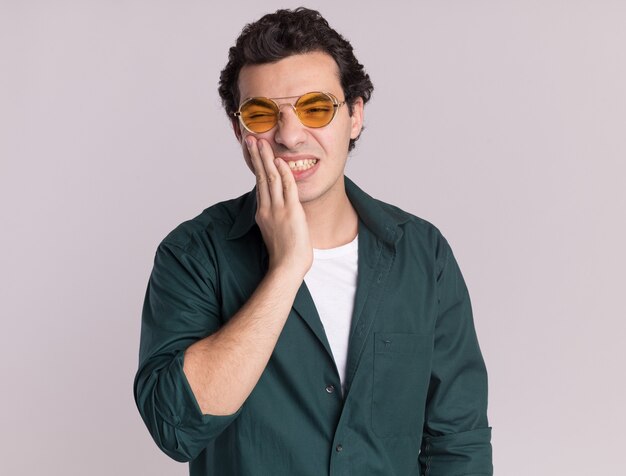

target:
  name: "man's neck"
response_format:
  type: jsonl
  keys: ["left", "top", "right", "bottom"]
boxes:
{"left": 302, "top": 182, "right": 358, "bottom": 250}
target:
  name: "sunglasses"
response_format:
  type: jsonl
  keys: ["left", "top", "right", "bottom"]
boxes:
{"left": 234, "top": 91, "right": 346, "bottom": 134}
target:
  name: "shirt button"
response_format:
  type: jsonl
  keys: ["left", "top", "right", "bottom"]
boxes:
{"left": 335, "top": 444, "right": 343, "bottom": 453}
{"left": 325, "top": 385, "right": 335, "bottom": 394}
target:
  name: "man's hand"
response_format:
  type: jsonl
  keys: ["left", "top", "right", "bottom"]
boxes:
{"left": 246, "top": 137, "right": 313, "bottom": 278}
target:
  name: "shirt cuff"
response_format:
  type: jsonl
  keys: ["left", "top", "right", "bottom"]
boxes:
{"left": 420, "top": 427, "right": 493, "bottom": 476}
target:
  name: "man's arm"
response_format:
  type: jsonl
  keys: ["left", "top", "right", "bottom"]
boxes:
{"left": 418, "top": 234, "right": 493, "bottom": 476}
{"left": 183, "top": 137, "right": 312, "bottom": 415}
{"left": 134, "top": 137, "right": 312, "bottom": 460}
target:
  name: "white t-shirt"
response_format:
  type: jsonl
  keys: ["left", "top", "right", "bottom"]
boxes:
{"left": 304, "top": 235, "right": 358, "bottom": 394}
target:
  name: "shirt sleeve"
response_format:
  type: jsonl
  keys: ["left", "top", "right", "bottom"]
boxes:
{"left": 133, "top": 239, "right": 241, "bottom": 462}
{"left": 418, "top": 233, "right": 493, "bottom": 476}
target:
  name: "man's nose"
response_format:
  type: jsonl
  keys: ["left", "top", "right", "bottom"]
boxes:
{"left": 273, "top": 105, "right": 307, "bottom": 149}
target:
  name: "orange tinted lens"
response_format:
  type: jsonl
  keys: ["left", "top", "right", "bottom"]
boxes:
{"left": 239, "top": 98, "right": 278, "bottom": 133}
{"left": 295, "top": 93, "right": 336, "bottom": 128}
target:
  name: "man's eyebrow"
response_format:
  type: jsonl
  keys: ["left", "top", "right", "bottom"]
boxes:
{"left": 298, "top": 95, "right": 329, "bottom": 107}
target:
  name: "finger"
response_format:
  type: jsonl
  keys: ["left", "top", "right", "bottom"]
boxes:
{"left": 258, "top": 139, "right": 284, "bottom": 208}
{"left": 246, "top": 137, "right": 270, "bottom": 208}
{"left": 274, "top": 158, "right": 299, "bottom": 205}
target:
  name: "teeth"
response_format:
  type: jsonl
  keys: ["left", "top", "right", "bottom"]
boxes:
{"left": 288, "top": 159, "right": 318, "bottom": 171}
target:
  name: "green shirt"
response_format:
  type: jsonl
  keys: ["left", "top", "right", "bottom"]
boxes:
{"left": 134, "top": 177, "right": 492, "bottom": 476}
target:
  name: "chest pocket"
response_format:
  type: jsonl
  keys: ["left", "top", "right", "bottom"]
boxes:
{"left": 372, "top": 332, "right": 433, "bottom": 438}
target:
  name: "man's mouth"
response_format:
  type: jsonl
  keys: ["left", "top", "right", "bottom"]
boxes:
{"left": 287, "top": 159, "right": 318, "bottom": 171}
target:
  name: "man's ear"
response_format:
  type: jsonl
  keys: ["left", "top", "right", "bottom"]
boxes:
{"left": 349, "top": 97, "right": 365, "bottom": 140}
{"left": 232, "top": 118, "right": 243, "bottom": 142}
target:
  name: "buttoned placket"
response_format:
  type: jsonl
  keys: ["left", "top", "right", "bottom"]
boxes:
{"left": 328, "top": 222, "right": 398, "bottom": 475}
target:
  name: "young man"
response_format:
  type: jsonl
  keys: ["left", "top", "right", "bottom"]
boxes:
{"left": 135, "top": 8, "right": 492, "bottom": 476}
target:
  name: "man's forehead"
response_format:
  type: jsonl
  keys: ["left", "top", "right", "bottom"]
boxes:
{"left": 237, "top": 52, "right": 342, "bottom": 100}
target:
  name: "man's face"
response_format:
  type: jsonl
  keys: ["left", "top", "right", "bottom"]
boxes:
{"left": 233, "top": 51, "right": 364, "bottom": 205}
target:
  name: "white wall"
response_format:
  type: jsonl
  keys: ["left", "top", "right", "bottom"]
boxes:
{"left": 1, "top": 1, "right": 624, "bottom": 474}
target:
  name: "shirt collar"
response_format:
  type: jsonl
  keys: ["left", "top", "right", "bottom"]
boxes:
{"left": 227, "top": 176, "right": 410, "bottom": 245}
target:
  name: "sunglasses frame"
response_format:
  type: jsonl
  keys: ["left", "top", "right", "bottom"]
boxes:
{"left": 233, "top": 91, "right": 346, "bottom": 134}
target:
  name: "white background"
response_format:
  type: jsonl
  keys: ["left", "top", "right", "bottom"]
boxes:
{"left": 1, "top": 1, "right": 625, "bottom": 474}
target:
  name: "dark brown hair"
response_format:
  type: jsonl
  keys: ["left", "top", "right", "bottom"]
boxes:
{"left": 218, "top": 7, "right": 374, "bottom": 151}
